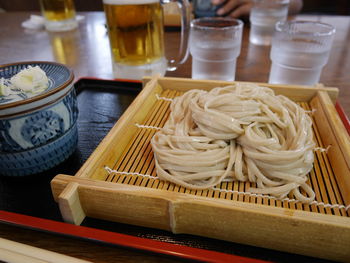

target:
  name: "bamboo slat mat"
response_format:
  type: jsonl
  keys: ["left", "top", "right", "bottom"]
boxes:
{"left": 103, "top": 89, "right": 349, "bottom": 217}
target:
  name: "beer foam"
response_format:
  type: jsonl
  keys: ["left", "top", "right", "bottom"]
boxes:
{"left": 103, "top": 0, "right": 158, "bottom": 5}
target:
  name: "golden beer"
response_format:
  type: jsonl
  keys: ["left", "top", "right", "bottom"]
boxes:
{"left": 103, "top": 0, "right": 165, "bottom": 66}
{"left": 40, "top": 0, "right": 76, "bottom": 21}
{"left": 40, "top": 0, "right": 77, "bottom": 31}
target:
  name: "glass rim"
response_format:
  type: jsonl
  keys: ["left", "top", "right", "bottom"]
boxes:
{"left": 275, "top": 20, "right": 336, "bottom": 37}
{"left": 191, "top": 17, "right": 243, "bottom": 30}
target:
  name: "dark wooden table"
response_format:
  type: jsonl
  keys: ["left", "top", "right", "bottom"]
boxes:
{"left": 0, "top": 11, "right": 349, "bottom": 263}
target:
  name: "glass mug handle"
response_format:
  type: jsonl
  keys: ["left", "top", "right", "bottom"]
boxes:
{"left": 160, "top": 0, "right": 191, "bottom": 71}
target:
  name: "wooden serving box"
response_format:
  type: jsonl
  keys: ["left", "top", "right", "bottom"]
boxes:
{"left": 51, "top": 77, "right": 350, "bottom": 261}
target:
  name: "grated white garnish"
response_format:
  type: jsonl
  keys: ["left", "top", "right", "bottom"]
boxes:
{"left": 0, "top": 78, "right": 10, "bottom": 96}
{"left": 11, "top": 66, "right": 49, "bottom": 94}
{"left": 0, "top": 66, "right": 49, "bottom": 97}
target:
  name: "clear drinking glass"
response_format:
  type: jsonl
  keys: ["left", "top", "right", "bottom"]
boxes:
{"left": 39, "top": 0, "right": 78, "bottom": 32}
{"left": 249, "top": 0, "right": 289, "bottom": 46}
{"left": 190, "top": 17, "right": 243, "bottom": 81}
{"left": 268, "top": 20, "right": 336, "bottom": 86}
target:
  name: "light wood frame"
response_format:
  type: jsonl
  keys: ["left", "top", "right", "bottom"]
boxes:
{"left": 51, "top": 77, "right": 350, "bottom": 261}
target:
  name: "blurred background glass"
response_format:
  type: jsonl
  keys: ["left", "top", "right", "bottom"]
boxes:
{"left": 39, "top": 0, "right": 78, "bottom": 31}
{"left": 249, "top": 0, "right": 289, "bottom": 46}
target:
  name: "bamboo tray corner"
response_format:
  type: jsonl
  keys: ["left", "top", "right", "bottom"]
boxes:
{"left": 51, "top": 77, "right": 350, "bottom": 262}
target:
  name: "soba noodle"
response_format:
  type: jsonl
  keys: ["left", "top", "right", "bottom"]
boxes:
{"left": 151, "top": 83, "right": 316, "bottom": 203}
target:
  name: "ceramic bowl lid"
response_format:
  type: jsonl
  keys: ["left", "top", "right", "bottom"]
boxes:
{"left": 0, "top": 61, "right": 74, "bottom": 109}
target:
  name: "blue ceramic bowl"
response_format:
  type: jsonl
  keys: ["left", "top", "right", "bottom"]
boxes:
{"left": 0, "top": 61, "right": 78, "bottom": 176}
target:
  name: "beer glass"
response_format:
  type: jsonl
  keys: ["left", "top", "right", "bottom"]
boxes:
{"left": 103, "top": 0, "right": 191, "bottom": 80}
{"left": 39, "top": 0, "right": 78, "bottom": 32}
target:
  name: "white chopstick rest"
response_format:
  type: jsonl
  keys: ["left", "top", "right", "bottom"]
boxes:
{"left": 0, "top": 237, "right": 92, "bottom": 263}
